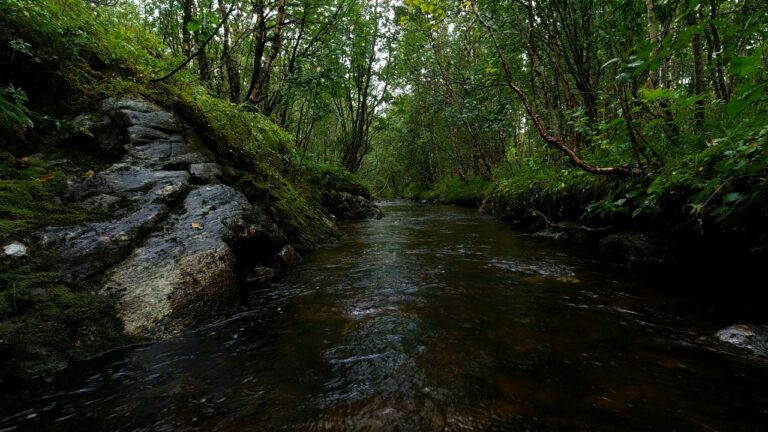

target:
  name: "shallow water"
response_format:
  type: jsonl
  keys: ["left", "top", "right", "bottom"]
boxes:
{"left": 2, "top": 201, "right": 767, "bottom": 431}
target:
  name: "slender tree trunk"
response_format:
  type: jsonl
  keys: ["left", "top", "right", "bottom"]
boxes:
{"left": 708, "top": 0, "right": 730, "bottom": 101}
{"left": 645, "top": 0, "right": 661, "bottom": 87}
{"left": 218, "top": 0, "right": 240, "bottom": 102}
{"left": 245, "top": 0, "right": 267, "bottom": 104}
{"left": 247, "top": 0, "right": 286, "bottom": 113}
{"left": 181, "top": 0, "right": 193, "bottom": 57}
{"left": 689, "top": 2, "right": 705, "bottom": 130}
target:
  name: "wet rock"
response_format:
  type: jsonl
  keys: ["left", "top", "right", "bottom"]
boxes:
{"left": 189, "top": 163, "right": 221, "bottom": 183}
{"left": 42, "top": 166, "right": 191, "bottom": 283}
{"left": 101, "top": 98, "right": 163, "bottom": 114}
{"left": 3, "top": 241, "right": 27, "bottom": 257}
{"left": 34, "top": 97, "right": 303, "bottom": 341}
{"left": 42, "top": 95, "right": 222, "bottom": 283}
{"left": 598, "top": 232, "right": 671, "bottom": 263}
{"left": 325, "top": 191, "right": 383, "bottom": 220}
{"left": 716, "top": 325, "right": 768, "bottom": 357}
{"left": 81, "top": 193, "right": 121, "bottom": 210}
{"left": 276, "top": 245, "right": 301, "bottom": 267}
{"left": 245, "top": 266, "right": 280, "bottom": 286}
{"left": 69, "top": 112, "right": 123, "bottom": 159}
{"left": 101, "top": 185, "right": 259, "bottom": 337}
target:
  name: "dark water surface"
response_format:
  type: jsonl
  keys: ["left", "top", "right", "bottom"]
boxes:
{"left": 2, "top": 201, "right": 767, "bottom": 431}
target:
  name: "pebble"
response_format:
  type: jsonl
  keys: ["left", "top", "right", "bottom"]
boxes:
{"left": 3, "top": 241, "right": 28, "bottom": 257}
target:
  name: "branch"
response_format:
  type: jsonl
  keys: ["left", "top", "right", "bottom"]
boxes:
{"left": 468, "top": 0, "right": 639, "bottom": 177}
{"left": 151, "top": 4, "right": 237, "bottom": 83}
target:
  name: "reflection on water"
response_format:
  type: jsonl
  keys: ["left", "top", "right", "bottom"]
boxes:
{"left": 2, "top": 201, "right": 767, "bottom": 431}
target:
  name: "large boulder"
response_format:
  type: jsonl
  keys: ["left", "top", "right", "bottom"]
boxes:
{"left": 101, "top": 185, "right": 259, "bottom": 337}
{"left": 40, "top": 165, "right": 191, "bottom": 283}
{"left": 39, "top": 97, "right": 289, "bottom": 338}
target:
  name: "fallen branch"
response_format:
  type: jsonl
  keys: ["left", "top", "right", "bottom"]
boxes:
{"left": 531, "top": 210, "right": 612, "bottom": 232}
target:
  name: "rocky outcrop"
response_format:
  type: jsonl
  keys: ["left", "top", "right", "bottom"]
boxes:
{"left": 324, "top": 191, "right": 383, "bottom": 220}
{"left": 716, "top": 325, "right": 768, "bottom": 358}
{"left": 101, "top": 185, "right": 263, "bottom": 337}
{"left": 37, "top": 97, "right": 292, "bottom": 338}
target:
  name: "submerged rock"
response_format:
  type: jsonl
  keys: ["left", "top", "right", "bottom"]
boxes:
{"left": 325, "top": 191, "right": 383, "bottom": 220}
{"left": 245, "top": 266, "right": 280, "bottom": 286}
{"left": 277, "top": 244, "right": 301, "bottom": 267}
{"left": 598, "top": 231, "right": 672, "bottom": 263}
{"left": 716, "top": 325, "right": 768, "bottom": 358}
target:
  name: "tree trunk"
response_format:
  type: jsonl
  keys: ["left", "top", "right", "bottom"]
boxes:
{"left": 218, "top": 0, "right": 240, "bottom": 102}
{"left": 689, "top": 2, "right": 705, "bottom": 130}
{"left": 645, "top": 0, "right": 661, "bottom": 87}
{"left": 247, "top": 0, "right": 286, "bottom": 113}
{"left": 181, "top": 0, "right": 193, "bottom": 57}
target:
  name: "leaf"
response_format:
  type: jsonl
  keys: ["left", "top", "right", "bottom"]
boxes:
{"left": 601, "top": 58, "right": 620, "bottom": 70}
{"left": 37, "top": 174, "right": 54, "bottom": 183}
{"left": 616, "top": 72, "right": 633, "bottom": 83}
{"left": 191, "top": 222, "right": 203, "bottom": 229}
{"left": 722, "top": 192, "right": 743, "bottom": 204}
{"left": 727, "top": 83, "right": 767, "bottom": 117}
{"left": 640, "top": 87, "right": 675, "bottom": 101}
{"left": 186, "top": 18, "right": 202, "bottom": 33}
{"left": 730, "top": 55, "right": 759, "bottom": 78}
{"left": 614, "top": 198, "right": 627, "bottom": 206}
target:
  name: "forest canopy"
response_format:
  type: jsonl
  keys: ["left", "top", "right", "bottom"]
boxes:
{"left": 1, "top": 0, "right": 767, "bottom": 233}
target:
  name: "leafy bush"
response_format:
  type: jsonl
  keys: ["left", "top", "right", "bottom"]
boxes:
{"left": 0, "top": 85, "right": 33, "bottom": 143}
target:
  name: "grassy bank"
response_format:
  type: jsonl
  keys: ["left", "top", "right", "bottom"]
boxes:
{"left": 402, "top": 128, "right": 768, "bottom": 260}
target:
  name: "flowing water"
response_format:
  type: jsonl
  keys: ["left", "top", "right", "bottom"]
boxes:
{"left": 2, "top": 201, "right": 767, "bottom": 431}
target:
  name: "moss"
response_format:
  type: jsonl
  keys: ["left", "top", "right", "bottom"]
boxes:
{"left": 232, "top": 168, "right": 336, "bottom": 249}
{"left": 0, "top": 248, "right": 124, "bottom": 380}
{"left": 0, "top": 164, "right": 93, "bottom": 237}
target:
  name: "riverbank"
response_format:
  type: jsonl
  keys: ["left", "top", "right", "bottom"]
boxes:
{"left": 402, "top": 148, "right": 768, "bottom": 265}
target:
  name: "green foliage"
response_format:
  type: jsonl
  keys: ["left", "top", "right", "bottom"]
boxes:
{"left": 408, "top": 176, "right": 492, "bottom": 206}
{"left": 299, "top": 156, "right": 371, "bottom": 199}
{"left": 194, "top": 92, "right": 293, "bottom": 162}
{"left": 0, "top": 85, "right": 33, "bottom": 142}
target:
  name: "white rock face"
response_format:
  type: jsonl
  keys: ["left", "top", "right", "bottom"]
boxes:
{"left": 3, "top": 241, "right": 28, "bottom": 257}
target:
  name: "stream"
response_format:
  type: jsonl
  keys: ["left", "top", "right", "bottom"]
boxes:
{"left": 1, "top": 201, "right": 767, "bottom": 431}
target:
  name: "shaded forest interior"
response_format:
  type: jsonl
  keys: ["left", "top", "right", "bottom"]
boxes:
{"left": 2, "top": 0, "right": 768, "bottom": 242}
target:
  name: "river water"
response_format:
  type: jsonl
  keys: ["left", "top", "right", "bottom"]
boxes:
{"left": 1, "top": 201, "right": 767, "bottom": 431}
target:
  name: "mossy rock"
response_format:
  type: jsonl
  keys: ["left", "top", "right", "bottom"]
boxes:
{"left": 0, "top": 248, "right": 124, "bottom": 380}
